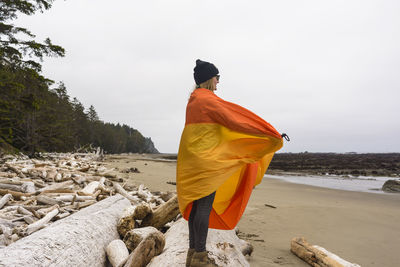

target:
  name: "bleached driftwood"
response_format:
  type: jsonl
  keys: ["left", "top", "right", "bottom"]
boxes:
{"left": 38, "top": 180, "right": 74, "bottom": 193}
{"left": 147, "top": 218, "right": 250, "bottom": 267}
{"left": 0, "top": 194, "right": 130, "bottom": 267}
{"left": 123, "top": 226, "right": 159, "bottom": 252}
{"left": 0, "top": 193, "right": 13, "bottom": 209}
{"left": 114, "top": 182, "right": 139, "bottom": 204}
{"left": 124, "top": 230, "right": 165, "bottom": 267}
{"left": 53, "top": 194, "right": 94, "bottom": 202}
{"left": 80, "top": 181, "right": 100, "bottom": 195}
{"left": 117, "top": 204, "right": 152, "bottom": 238}
{"left": 137, "top": 184, "right": 152, "bottom": 201}
{"left": 106, "top": 239, "right": 129, "bottom": 267}
{"left": 0, "top": 189, "right": 30, "bottom": 200}
{"left": 21, "top": 181, "right": 36, "bottom": 193}
{"left": 141, "top": 195, "right": 179, "bottom": 229}
{"left": 36, "top": 195, "right": 62, "bottom": 206}
{"left": 17, "top": 206, "right": 33, "bottom": 216}
{"left": 25, "top": 207, "right": 59, "bottom": 235}
{"left": 290, "top": 237, "right": 361, "bottom": 267}
{"left": 0, "top": 183, "right": 21, "bottom": 192}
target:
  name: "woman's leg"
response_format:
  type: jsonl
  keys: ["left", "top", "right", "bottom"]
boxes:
{"left": 188, "top": 199, "right": 198, "bottom": 249}
{"left": 192, "top": 191, "right": 216, "bottom": 252}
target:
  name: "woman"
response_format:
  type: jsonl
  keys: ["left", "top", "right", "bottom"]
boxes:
{"left": 177, "top": 59, "right": 284, "bottom": 267}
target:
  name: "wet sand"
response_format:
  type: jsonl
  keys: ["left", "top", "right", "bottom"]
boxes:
{"left": 105, "top": 154, "right": 400, "bottom": 267}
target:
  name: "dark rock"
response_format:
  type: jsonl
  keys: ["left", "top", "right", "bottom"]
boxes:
{"left": 121, "top": 167, "right": 140, "bottom": 173}
{"left": 382, "top": 180, "right": 400, "bottom": 193}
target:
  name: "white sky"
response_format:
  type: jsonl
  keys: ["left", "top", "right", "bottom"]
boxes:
{"left": 15, "top": 0, "right": 400, "bottom": 153}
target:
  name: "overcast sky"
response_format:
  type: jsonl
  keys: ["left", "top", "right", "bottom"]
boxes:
{"left": 15, "top": 0, "right": 400, "bottom": 153}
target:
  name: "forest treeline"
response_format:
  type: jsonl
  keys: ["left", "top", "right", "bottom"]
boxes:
{"left": 0, "top": 0, "right": 158, "bottom": 155}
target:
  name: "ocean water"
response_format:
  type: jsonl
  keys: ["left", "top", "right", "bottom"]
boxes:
{"left": 265, "top": 174, "right": 399, "bottom": 194}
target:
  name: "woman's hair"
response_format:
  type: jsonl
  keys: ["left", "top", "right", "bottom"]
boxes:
{"left": 194, "top": 78, "right": 216, "bottom": 91}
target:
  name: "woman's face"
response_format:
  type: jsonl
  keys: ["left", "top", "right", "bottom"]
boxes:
{"left": 212, "top": 75, "right": 219, "bottom": 91}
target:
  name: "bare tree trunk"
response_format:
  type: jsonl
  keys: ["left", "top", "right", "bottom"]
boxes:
{"left": 0, "top": 194, "right": 131, "bottom": 267}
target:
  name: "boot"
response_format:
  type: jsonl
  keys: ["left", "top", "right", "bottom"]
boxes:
{"left": 186, "top": 248, "right": 195, "bottom": 267}
{"left": 190, "top": 251, "right": 218, "bottom": 267}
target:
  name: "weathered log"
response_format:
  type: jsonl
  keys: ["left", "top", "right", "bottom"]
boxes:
{"left": 0, "top": 179, "right": 22, "bottom": 185}
{"left": 80, "top": 181, "right": 100, "bottom": 195}
{"left": 23, "top": 215, "right": 36, "bottom": 224}
{"left": 124, "top": 230, "right": 165, "bottom": 267}
{"left": 0, "top": 172, "right": 17, "bottom": 178}
{"left": 5, "top": 163, "right": 25, "bottom": 177}
{"left": 141, "top": 195, "right": 179, "bottom": 229}
{"left": 25, "top": 207, "right": 59, "bottom": 235}
{"left": 0, "top": 183, "right": 21, "bottom": 192}
{"left": 54, "top": 212, "right": 70, "bottom": 220}
{"left": 113, "top": 182, "right": 139, "bottom": 204}
{"left": 17, "top": 206, "right": 33, "bottom": 216}
{"left": 39, "top": 181, "right": 73, "bottom": 193}
{"left": 290, "top": 237, "right": 361, "bottom": 267}
{"left": 0, "top": 193, "right": 13, "bottom": 209}
{"left": 137, "top": 184, "right": 152, "bottom": 201}
{"left": 21, "top": 181, "right": 36, "bottom": 193}
{"left": 0, "top": 225, "right": 12, "bottom": 246}
{"left": 117, "top": 203, "right": 153, "bottom": 237}
{"left": 147, "top": 218, "right": 250, "bottom": 267}
{"left": 36, "top": 195, "right": 63, "bottom": 206}
{"left": 0, "top": 194, "right": 131, "bottom": 266}
{"left": 46, "top": 170, "right": 58, "bottom": 182}
{"left": 123, "top": 226, "right": 159, "bottom": 252}
{"left": 53, "top": 194, "right": 94, "bottom": 202}
{"left": 106, "top": 239, "right": 129, "bottom": 267}
{"left": 0, "top": 189, "right": 31, "bottom": 200}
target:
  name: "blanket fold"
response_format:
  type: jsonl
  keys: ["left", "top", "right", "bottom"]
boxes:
{"left": 177, "top": 88, "right": 283, "bottom": 230}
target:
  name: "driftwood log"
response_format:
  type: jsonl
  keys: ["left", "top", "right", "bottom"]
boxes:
{"left": 25, "top": 207, "right": 59, "bottom": 235}
{"left": 0, "top": 193, "right": 13, "bottom": 209}
{"left": 117, "top": 204, "right": 152, "bottom": 238}
{"left": 124, "top": 230, "right": 165, "bottom": 267}
{"left": 0, "top": 194, "right": 130, "bottom": 267}
{"left": 123, "top": 226, "right": 159, "bottom": 252}
{"left": 147, "top": 218, "right": 250, "bottom": 266}
{"left": 106, "top": 239, "right": 129, "bottom": 267}
{"left": 113, "top": 182, "right": 140, "bottom": 204}
{"left": 141, "top": 195, "right": 179, "bottom": 229}
{"left": 290, "top": 237, "right": 361, "bottom": 267}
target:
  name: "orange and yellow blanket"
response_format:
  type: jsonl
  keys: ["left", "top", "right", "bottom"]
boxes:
{"left": 176, "top": 88, "right": 283, "bottom": 230}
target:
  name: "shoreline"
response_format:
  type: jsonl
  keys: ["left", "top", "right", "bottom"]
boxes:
{"left": 265, "top": 173, "right": 398, "bottom": 195}
{"left": 105, "top": 154, "right": 400, "bottom": 267}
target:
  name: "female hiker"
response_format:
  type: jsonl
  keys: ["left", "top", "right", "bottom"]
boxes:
{"left": 177, "top": 59, "right": 284, "bottom": 267}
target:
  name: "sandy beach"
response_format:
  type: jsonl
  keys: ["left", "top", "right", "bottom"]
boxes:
{"left": 105, "top": 154, "right": 400, "bottom": 267}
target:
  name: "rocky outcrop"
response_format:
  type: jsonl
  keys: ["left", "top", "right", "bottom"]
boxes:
{"left": 382, "top": 179, "right": 400, "bottom": 193}
{"left": 143, "top": 138, "right": 159, "bottom": 154}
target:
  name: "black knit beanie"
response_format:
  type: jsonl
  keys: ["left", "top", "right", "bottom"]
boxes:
{"left": 193, "top": 59, "right": 219, "bottom": 85}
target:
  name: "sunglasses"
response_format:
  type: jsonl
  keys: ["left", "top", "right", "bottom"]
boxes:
{"left": 215, "top": 75, "right": 220, "bottom": 81}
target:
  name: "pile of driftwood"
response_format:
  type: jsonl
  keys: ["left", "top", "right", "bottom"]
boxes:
{"left": 0, "top": 153, "right": 253, "bottom": 266}
{"left": 0, "top": 152, "right": 167, "bottom": 248}
{"left": 106, "top": 195, "right": 253, "bottom": 267}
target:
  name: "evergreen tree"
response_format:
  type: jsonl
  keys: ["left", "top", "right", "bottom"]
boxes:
{"left": 0, "top": 0, "right": 64, "bottom": 70}
{"left": 0, "top": 1, "right": 159, "bottom": 154}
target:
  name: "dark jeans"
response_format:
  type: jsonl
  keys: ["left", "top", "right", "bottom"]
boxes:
{"left": 188, "top": 191, "right": 216, "bottom": 252}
